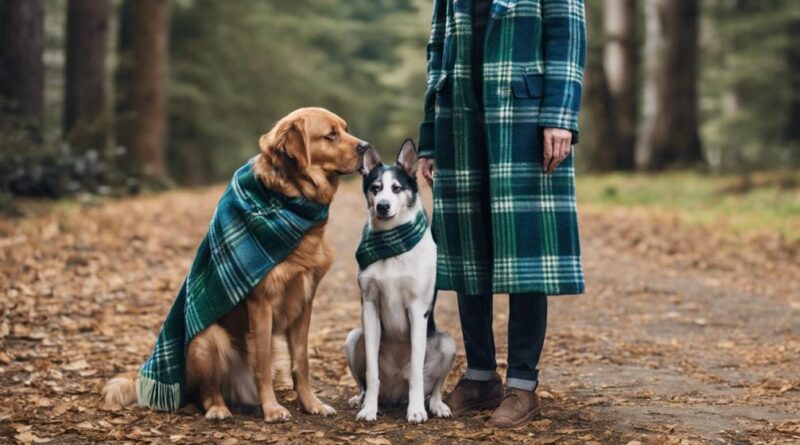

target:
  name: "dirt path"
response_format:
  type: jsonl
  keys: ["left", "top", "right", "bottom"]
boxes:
{"left": 1, "top": 181, "right": 798, "bottom": 444}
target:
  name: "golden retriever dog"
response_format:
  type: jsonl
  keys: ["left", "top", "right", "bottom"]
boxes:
{"left": 102, "top": 107, "right": 369, "bottom": 422}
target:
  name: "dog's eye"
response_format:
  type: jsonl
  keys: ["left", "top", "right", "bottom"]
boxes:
{"left": 325, "top": 131, "right": 337, "bottom": 141}
{"left": 370, "top": 184, "right": 381, "bottom": 194}
{"left": 391, "top": 184, "right": 402, "bottom": 194}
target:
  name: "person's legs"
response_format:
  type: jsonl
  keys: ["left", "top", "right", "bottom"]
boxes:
{"left": 445, "top": 293, "right": 504, "bottom": 416}
{"left": 486, "top": 292, "right": 547, "bottom": 428}
{"left": 506, "top": 292, "right": 548, "bottom": 390}
{"left": 457, "top": 292, "right": 497, "bottom": 380}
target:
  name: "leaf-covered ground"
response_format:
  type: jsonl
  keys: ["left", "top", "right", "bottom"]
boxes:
{"left": 1, "top": 179, "right": 799, "bottom": 444}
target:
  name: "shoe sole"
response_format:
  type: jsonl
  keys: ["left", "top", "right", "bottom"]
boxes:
{"left": 450, "top": 395, "right": 505, "bottom": 417}
{"left": 486, "top": 404, "right": 542, "bottom": 429}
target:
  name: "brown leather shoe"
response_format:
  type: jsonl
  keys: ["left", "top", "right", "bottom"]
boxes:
{"left": 443, "top": 373, "right": 504, "bottom": 417}
{"left": 486, "top": 387, "right": 541, "bottom": 429}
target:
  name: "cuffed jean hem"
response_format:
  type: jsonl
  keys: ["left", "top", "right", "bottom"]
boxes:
{"left": 506, "top": 377, "right": 538, "bottom": 391}
{"left": 464, "top": 368, "right": 496, "bottom": 381}
{"left": 507, "top": 368, "right": 539, "bottom": 386}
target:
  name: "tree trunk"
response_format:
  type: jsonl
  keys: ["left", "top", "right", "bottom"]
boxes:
{"left": 582, "top": 0, "right": 617, "bottom": 171}
{"left": 115, "top": 0, "right": 134, "bottom": 158}
{"left": 65, "top": 0, "right": 112, "bottom": 152}
{"left": 787, "top": 17, "right": 800, "bottom": 142}
{"left": 637, "top": 0, "right": 703, "bottom": 170}
{"left": 118, "top": 0, "right": 170, "bottom": 182}
{"left": 584, "top": 56, "right": 618, "bottom": 171}
{"left": 602, "top": 0, "right": 637, "bottom": 170}
{"left": 0, "top": 0, "right": 45, "bottom": 139}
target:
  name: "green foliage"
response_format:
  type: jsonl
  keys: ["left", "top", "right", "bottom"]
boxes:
{"left": 701, "top": 0, "right": 800, "bottom": 171}
{"left": 167, "top": 0, "right": 430, "bottom": 184}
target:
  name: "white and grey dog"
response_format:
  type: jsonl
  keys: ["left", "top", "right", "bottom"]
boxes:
{"left": 344, "top": 139, "right": 456, "bottom": 423}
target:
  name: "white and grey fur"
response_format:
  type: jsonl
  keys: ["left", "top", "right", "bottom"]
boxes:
{"left": 344, "top": 139, "right": 456, "bottom": 424}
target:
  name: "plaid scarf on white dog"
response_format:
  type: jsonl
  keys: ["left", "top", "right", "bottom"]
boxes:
{"left": 355, "top": 210, "right": 428, "bottom": 270}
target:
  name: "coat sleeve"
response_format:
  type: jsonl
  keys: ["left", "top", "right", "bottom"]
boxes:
{"left": 540, "top": 0, "right": 586, "bottom": 144}
{"left": 418, "top": 0, "right": 447, "bottom": 159}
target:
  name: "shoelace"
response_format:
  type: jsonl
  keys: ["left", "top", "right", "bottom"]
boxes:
{"left": 500, "top": 388, "right": 526, "bottom": 406}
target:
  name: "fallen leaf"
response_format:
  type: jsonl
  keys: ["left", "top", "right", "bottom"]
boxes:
{"left": 15, "top": 431, "right": 51, "bottom": 444}
{"left": 62, "top": 359, "right": 88, "bottom": 371}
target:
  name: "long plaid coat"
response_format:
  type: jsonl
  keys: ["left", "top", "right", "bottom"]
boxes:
{"left": 418, "top": 0, "right": 586, "bottom": 295}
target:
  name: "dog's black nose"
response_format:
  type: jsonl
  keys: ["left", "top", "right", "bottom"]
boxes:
{"left": 356, "top": 141, "right": 370, "bottom": 154}
{"left": 376, "top": 201, "right": 390, "bottom": 214}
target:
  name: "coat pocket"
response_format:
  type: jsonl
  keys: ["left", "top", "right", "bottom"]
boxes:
{"left": 511, "top": 72, "right": 544, "bottom": 99}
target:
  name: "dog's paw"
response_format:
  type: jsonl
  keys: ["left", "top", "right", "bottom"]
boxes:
{"left": 263, "top": 404, "right": 292, "bottom": 423}
{"left": 205, "top": 405, "right": 232, "bottom": 420}
{"left": 356, "top": 405, "right": 378, "bottom": 422}
{"left": 348, "top": 393, "right": 364, "bottom": 408}
{"left": 429, "top": 400, "right": 452, "bottom": 418}
{"left": 306, "top": 402, "right": 337, "bottom": 417}
{"left": 406, "top": 403, "right": 428, "bottom": 424}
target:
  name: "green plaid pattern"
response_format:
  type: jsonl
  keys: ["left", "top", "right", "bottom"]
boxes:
{"left": 136, "top": 159, "right": 329, "bottom": 412}
{"left": 418, "top": 0, "right": 586, "bottom": 295}
{"left": 355, "top": 210, "right": 428, "bottom": 270}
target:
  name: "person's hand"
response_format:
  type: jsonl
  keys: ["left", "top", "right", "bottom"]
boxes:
{"left": 543, "top": 128, "right": 572, "bottom": 173}
{"left": 418, "top": 157, "right": 435, "bottom": 187}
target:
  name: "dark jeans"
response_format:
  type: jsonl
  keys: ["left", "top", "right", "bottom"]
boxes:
{"left": 457, "top": 292, "right": 547, "bottom": 390}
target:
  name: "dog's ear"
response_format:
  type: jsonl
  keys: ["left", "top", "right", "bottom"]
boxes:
{"left": 259, "top": 117, "right": 311, "bottom": 171}
{"left": 396, "top": 138, "right": 418, "bottom": 177}
{"left": 360, "top": 146, "right": 382, "bottom": 175}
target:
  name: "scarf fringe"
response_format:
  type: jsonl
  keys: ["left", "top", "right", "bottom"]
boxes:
{"left": 136, "top": 374, "right": 181, "bottom": 412}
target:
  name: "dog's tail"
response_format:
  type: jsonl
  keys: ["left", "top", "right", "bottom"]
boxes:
{"left": 101, "top": 371, "right": 138, "bottom": 410}
{"left": 99, "top": 338, "right": 292, "bottom": 410}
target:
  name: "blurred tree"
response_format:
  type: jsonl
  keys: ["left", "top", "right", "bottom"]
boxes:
{"left": 64, "top": 0, "right": 111, "bottom": 152}
{"left": 637, "top": 0, "right": 703, "bottom": 170}
{"left": 701, "top": 0, "right": 800, "bottom": 170}
{"left": 788, "top": 16, "right": 800, "bottom": 142}
{"left": 116, "top": 0, "right": 170, "bottom": 184}
{"left": 0, "top": 0, "right": 45, "bottom": 141}
{"left": 582, "top": 0, "right": 616, "bottom": 171}
{"left": 114, "top": 0, "right": 133, "bottom": 161}
{"left": 582, "top": 0, "right": 638, "bottom": 171}
{"left": 602, "top": 0, "right": 637, "bottom": 170}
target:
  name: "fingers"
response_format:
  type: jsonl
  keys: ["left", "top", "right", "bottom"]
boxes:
{"left": 543, "top": 130, "right": 572, "bottom": 173}
{"left": 543, "top": 132, "right": 554, "bottom": 173}
{"left": 562, "top": 140, "right": 572, "bottom": 163}
{"left": 556, "top": 138, "right": 567, "bottom": 168}
{"left": 424, "top": 167, "right": 434, "bottom": 186}
{"left": 417, "top": 158, "right": 435, "bottom": 187}
{"left": 553, "top": 138, "right": 569, "bottom": 171}
{"left": 547, "top": 141, "right": 561, "bottom": 173}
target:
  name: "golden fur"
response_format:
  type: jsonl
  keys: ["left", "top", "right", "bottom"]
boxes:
{"left": 102, "top": 108, "right": 366, "bottom": 422}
